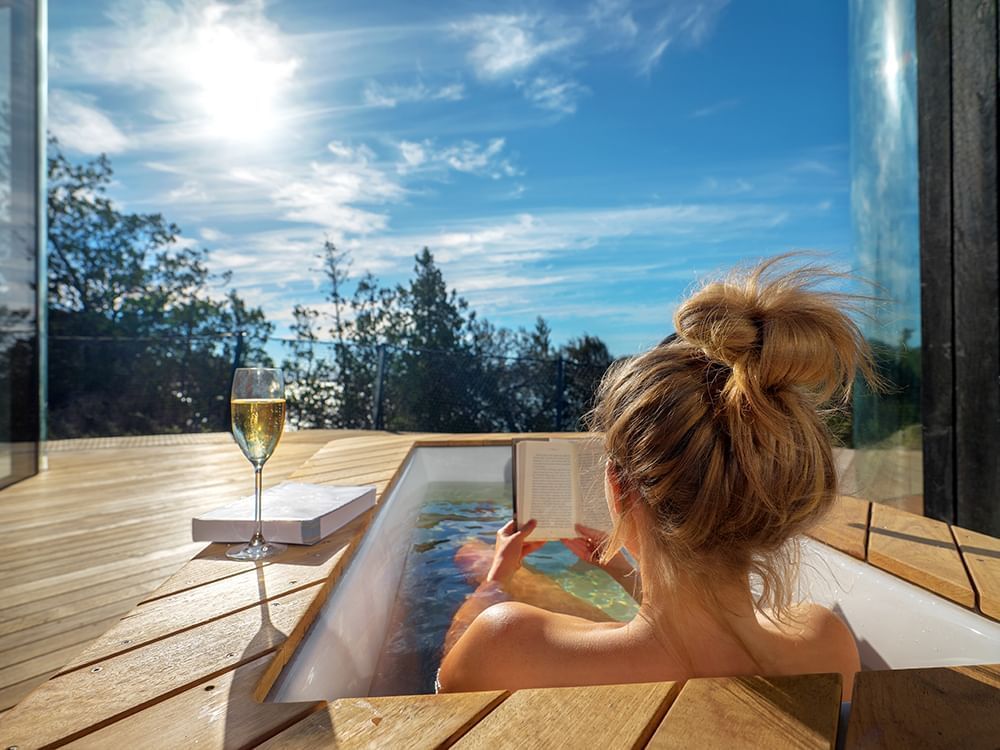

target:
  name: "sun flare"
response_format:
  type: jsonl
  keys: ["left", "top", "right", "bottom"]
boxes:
{"left": 183, "top": 22, "right": 297, "bottom": 142}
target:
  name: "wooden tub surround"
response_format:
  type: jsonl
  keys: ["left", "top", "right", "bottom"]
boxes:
{"left": 0, "top": 433, "right": 998, "bottom": 749}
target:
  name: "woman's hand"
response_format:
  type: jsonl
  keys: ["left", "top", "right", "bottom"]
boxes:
{"left": 486, "top": 519, "right": 544, "bottom": 586}
{"left": 561, "top": 524, "right": 626, "bottom": 571}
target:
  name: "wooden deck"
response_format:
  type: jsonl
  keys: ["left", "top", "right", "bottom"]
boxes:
{"left": 0, "top": 432, "right": 998, "bottom": 748}
{"left": 0, "top": 429, "right": 377, "bottom": 713}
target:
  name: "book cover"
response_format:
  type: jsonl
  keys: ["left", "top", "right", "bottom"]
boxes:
{"left": 192, "top": 481, "right": 376, "bottom": 545}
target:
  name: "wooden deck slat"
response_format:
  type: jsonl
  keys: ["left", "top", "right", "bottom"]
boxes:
{"left": 451, "top": 681, "right": 679, "bottom": 749}
{"left": 1, "top": 543, "right": 204, "bottom": 610}
{"left": 866, "top": 504, "right": 976, "bottom": 607}
{"left": 0, "top": 432, "right": 340, "bottom": 711}
{"left": 845, "top": 665, "right": 1000, "bottom": 749}
{"left": 290, "top": 464, "right": 405, "bottom": 485}
{"left": 952, "top": 525, "right": 1000, "bottom": 620}
{"left": 62, "top": 655, "right": 320, "bottom": 750}
{"left": 0, "top": 559, "right": 184, "bottom": 630}
{"left": 0, "top": 584, "right": 323, "bottom": 748}
{"left": 258, "top": 691, "right": 507, "bottom": 750}
{"left": 807, "top": 496, "right": 870, "bottom": 560}
{"left": 647, "top": 673, "right": 842, "bottom": 750}
{"left": 4, "top": 430, "right": 1000, "bottom": 748}
{"left": 60, "top": 511, "right": 372, "bottom": 673}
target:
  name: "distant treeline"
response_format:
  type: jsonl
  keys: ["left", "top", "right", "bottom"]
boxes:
{"left": 43, "top": 144, "right": 921, "bottom": 443}
{"left": 44, "top": 143, "right": 612, "bottom": 438}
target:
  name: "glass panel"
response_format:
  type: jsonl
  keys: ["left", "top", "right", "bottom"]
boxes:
{"left": 0, "top": 0, "right": 40, "bottom": 488}
{"left": 847, "top": 0, "right": 922, "bottom": 514}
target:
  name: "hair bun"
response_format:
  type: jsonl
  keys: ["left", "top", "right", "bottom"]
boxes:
{"left": 674, "top": 257, "right": 873, "bottom": 400}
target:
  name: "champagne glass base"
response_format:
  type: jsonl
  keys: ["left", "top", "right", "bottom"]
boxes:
{"left": 226, "top": 540, "right": 287, "bottom": 561}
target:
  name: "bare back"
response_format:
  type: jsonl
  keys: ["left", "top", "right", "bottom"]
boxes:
{"left": 438, "top": 600, "right": 859, "bottom": 699}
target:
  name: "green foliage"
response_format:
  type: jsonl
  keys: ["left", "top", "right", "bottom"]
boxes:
{"left": 46, "top": 141, "right": 272, "bottom": 438}
{"left": 852, "top": 327, "right": 922, "bottom": 448}
{"left": 282, "top": 245, "right": 615, "bottom": 433}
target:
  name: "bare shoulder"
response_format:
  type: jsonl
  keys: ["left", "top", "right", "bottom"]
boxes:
{"left": 786, "top": 603, "right": 861, "bottom": 697}
{"left": 438, "top": 601, "right": 595, "bottom": 693}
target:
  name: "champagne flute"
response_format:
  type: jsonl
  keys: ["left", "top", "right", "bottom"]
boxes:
{"left": 227, "top": 367, "right": 287, "bottom": 561}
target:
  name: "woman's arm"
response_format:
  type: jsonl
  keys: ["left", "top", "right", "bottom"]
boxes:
{"left": 562, "top": 524, "right": 642, "bottom": 604}
{"left": 440, "top": 519, "right": 542, "bottom": 660}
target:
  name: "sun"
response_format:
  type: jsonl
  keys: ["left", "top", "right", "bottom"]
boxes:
{"left": 184, "top": 23, "right": 297, "bottom": 142}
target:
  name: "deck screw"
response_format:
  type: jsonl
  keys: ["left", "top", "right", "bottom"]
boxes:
{"left": 289, "top": 580, "right": 297, "bottom": 585}
{"left": 121, "top": 639, "right": 131, "bottom": 645}
{"left": 204, "top": 685, "right": 215, "bottom": 692}
{"left": 91, "top": 667, "right": 102, "bottom": 673}
{"left": 226, "top": 652, "right": 236, "bottom": 658}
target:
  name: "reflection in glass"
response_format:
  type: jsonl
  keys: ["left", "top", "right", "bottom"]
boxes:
{"left": 0, "top": 1, "right": 41, "bottom": 488}
{"left": 847, "top": 0, "right": 921, "bottom": 513}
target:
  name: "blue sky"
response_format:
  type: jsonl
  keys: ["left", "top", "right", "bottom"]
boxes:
{"left": 48, "top": 0, "right": 850, "bottom": 355}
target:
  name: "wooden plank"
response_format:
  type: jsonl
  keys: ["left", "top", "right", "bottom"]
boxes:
{"left": 60, "top": 510, "right": 372, "bottom": 673}
{"left": 952, "top": 525, "right": 1000, "bottom": 620}
{"left": 0, "top": 584, "right": 322, "bottom": 748}
{"left": 807, "top": 496, "right": 870, "bottom": 560}
{"left": 293, "top": 462, "right": 405, "bottom": 484}
{"left": 1, "top": 543, "right": 204, "bottom": 608}
{"left": 452, "top": 681, "right": 679, "bottom": 749}
{"left": 0, "top": 558, "right": 182, "bottom": 628}
{"left": 951, "top": 0, "right": 1000, "bottom": 536}
{"left": 647, "top": 674, "right": 841, "bottom": 750}
{"left": 63, "top": 655, "right": 320, "bottom": 750}
{"left": 0, "top": 431, "right": 333, "bottom": 711}
{"left": 258, "top": 691, "right": 507, "bottom": 750}
{"left": 845, "top": 664, "right": 1000, "bottom": 749}
{"left": 867, "top": 504, "right": 975, "bottom": 606}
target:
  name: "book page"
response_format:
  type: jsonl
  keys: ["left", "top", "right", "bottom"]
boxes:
{"left": 572, "top": 439, "right": 613, "bottom": 532}
{"left": 520, "top": 440, "right": 577, "bottom": 540}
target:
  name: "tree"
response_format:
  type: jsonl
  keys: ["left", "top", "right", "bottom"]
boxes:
{"left": 46, "top": 140, "right": 272, "bottom": 437}
{"left": 283, "top": 242, "right": 616, "bottom": 434}
{"left": 562, "top": 335, "right": 614, "bottom": 429}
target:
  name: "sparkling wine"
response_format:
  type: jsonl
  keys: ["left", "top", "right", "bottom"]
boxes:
{"left": 231, "top": 398, "right": 286, "bottom": 465}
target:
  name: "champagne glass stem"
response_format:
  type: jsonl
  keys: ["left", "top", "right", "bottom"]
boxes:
{"left": 250, "top": 464, "right": 264, "bottom": 548}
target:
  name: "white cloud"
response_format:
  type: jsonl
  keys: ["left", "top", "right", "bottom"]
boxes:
{"left": 640, "top": 38, "right": 672, "bottom": 75}
{"left": 353, "top": 202, "right": 790, "bottom": 274}
{"left": 362, "top": 80, "right": 465, "bottom": 108}
{"left": 588, "top": 0, "right": 639, "bottom": 43}
{"left": 65, "top": 0, "right": 300, "bottom": 143}
{"left": 166, "top": 180, "right": 208, "bottom": 203}
{"left": 520, "top": 76, "right": 589, "bottom": 115}
{"left": 199, "top": 227, "right": 228, "bottom": 242}
{"left": 454, "top": 14, "right": 580, "bottom": 80}
{"left": 691, "top": 97, "right": 740, "bottom": 118}
{"left": 396, "top": 138, "right": 520, "bottom": 179}
{"left": 271, "top": 141, "right": 405, "bottom": 234}
{"left": 48, "top": 89, "right": 129, "bottom": 154}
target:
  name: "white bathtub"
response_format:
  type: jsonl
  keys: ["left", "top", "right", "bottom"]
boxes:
{"left": 268, "top": 446, "right": 1000, "bottom": 703}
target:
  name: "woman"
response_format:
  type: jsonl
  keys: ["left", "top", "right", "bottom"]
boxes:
{"left": 438, "top": 257, "right": 876, "bottom": 700}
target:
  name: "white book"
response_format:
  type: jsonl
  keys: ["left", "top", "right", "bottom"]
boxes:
{"left": 513, "top": 437, "right": 612, "bottom": 540}
{"left": 192, "top": 482, "right": 376, "bottom": 545}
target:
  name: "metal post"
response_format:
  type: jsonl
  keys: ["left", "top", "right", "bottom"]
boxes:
{"left": 372, "top": 344, "right": 387, "bottom": 430}
{"left": 36, "top": 0, "right": 48, "bottom": 470}
{"left": 233, "top": 330, "right": 246, "bottom": 370}
{"left": 228, "top": 331, "right": 245, "bottom": 428}
{"left": 555, "top": 356, "right": 566, "bottom": 431}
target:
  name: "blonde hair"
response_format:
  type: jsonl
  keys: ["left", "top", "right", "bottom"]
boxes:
{"left": 589, "top": 256, "right": 878, "bottom": 619}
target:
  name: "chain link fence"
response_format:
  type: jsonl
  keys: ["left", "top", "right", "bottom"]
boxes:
{"left": 47, "top": 334, "right": 613, "bottom": 438}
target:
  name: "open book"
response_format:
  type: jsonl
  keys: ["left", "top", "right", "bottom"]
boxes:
{"left": 513, "top": 437, "right": 612, "bottom": 541}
